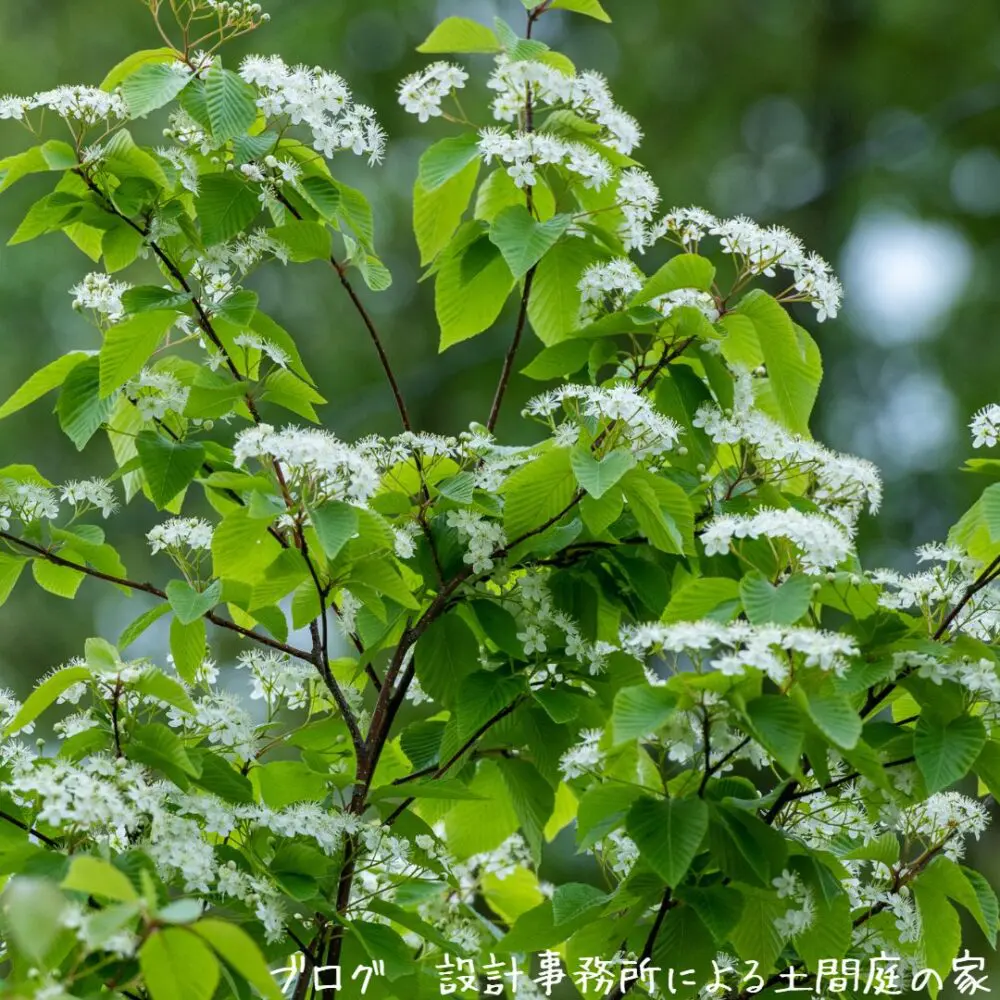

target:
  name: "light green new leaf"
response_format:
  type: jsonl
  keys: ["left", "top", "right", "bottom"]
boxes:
{"left": 101, "top": 47, "right": 177, "bottom": 91}
{"left": 737, "top": 289, "right": 821, "bottom": 435}
{"left": 980, "top": 483, "right": 1000, "bottom": 541}
{"left": 570, "top": 446, "right": 635, "bottom": 499}
{"left": 62, "top": 856, "right": 137, "bottom": 902}
{"left": 418, "top": 17, "right": 501, "bottom": 53}
{"left": 527, "top": 238, "right": 605, "bottom": 345}
{"left": 310, "top": 501, "right": 359, "bottom": 561}
{"left": 195, "top": 174, "right": 259, "bottom": 246}
{"left": 0, "top": 351, "right": 90, "bottom": 420}
{"left": 5, "top": 665, "right": 91, "bottom": 735}
{"left": 126, "top": 722, "right": 200, "bottom": 785}
{"left": 170, "top": 616, "right": 206, "bottom": 684}
{"left": 662, "top": 577, "right": 741, "bottom": 623}
{"left": 915, "top": 714, "right": 986, "bottom": 794}
{"left": 192, "top": 920, "right": 282, "bottom": 1000}
{"left": 122, "top": 63, "right": 191, "bottom": 118}
{"left": 436, "top": 233, "right": 515, "bottom": 349}
{"left": 503, "top": 447, "right": 577, "bottom": 542}
{"left": 803, "top": 679, "right": 862, "bottom": 750}
{"left": 57, "top": 358, "right": 117, "bottom": 450}
{"left": 136, "top": 431, "right": 206, "bottom": 508}
{"left": 418, "top": 133, "right": 482, "bottom": 191}
{"left": 99, "top": 310, "right": 176, "bottom": 397}
{"left": 551, "top": 0, "right": 611, "bottom": 19}
{"left": 414, "top": 159, "right": 479, "bottom": 265}
{"left": 739, "top": 571, "right": 812, "bottom": 625}
{"left": 612, "top": 685, "right": 676, "bottom": 743}
{"left": 633, "top": 253, "right": 716, "bottom": 306}
{"left": 489, "top": 205, "right": 572, "bottom": 280}
{"left": 521, "top": 340, "right": 591, "bottom": 380}
{"left": 269, "top": 221, "right": 332, "bottom": 263}
{"left": 913, "top": 886, "right": 962, "bottom": 988}
{"left": 204, "top": 67, "right": 257, "bottom": 141}
{"left": 140, "top": 928, "right": 220, "bottom": 1000}
{"left": 627, "top": 796, "right": 708, "bottom": 886}
{"left": 167, "top": 579, "right": 223, "bottom": 626}
{"left": 0, "top": 554, "right": 27, "bottom": 608}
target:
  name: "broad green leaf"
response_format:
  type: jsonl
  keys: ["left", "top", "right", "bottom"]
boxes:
{"left": 502, "top": 447, "right": 577, "bottom": 542}
{"left": 803, "top": 678, "right": 862, "bottom": 750}
{"left": 166, "top": 579, "right": 223, "bottom": 626}
{"left": 57, "top": 358, "right": 117, "bottom": 450}
{"left": 62, "top": 856, "right": 137, "bottom": 902}
{"left": 204, "top": 67, "right": 257, "bottom": 141}
{"left": 136, "top": 431, "right": 206, "bottom": 508}
{"left": 612, "top": 684, "right": 676, "bottom": 743}
{"left": 0, "top": 351, "right": 90, "bottom": 420}
{"left": 101, "top": 47, "right": 177, "bottom": 91}
{"left": 744, "top": 696, "right": 803, "bottom": 774}
{"left": 436, "top": 233, "right": 515, "bottom": 349}
{"left": 627, "top": 796, "right": 708, "bottom": 886}
{"left": 135, "top": 668, "right": 196, "bottom": 715}
{"left": 444, "top": 760, "right": 520, "bottom": 859}
{"left": 122, "top": 63, "right": 191, "bottom": 118}
{"left": 121, "top": 286, "right": 193, "bottom": 314}
{"left": 739, "top": 571, "right": 812, "bottom": 625}
{"left": 310, "top": 501, "right": 359, "bottom": 562}
{"left": 195, "top": 174, "right": 259, "bottom": 246}
{"left": 6, "top": 665, "right": 91, "bottom": 735}
{"left": 527, "top": 238, "right": 604, "bottom": 345}
{"left": 0, "top": 141, "right": 76, "bottom": 194}
{"left": 961, "top": 866, "right": 1000, "bottom": 947}
{"left": 418, "top": 17, "right": 501, "bottom": 53}
{"left": 489, "top": 205, "right": 572, "bottom": 280}
{"left": 417, "top": 612, "right": 480, "bottom": 703}
{"left": 736, "top": 290, "right": 821, "bottom": 435}
{"left": 170, "top": 616, "right": 206, "bottom": 684}
{"left": 497, "top": 757, "right": 555, "bottom": 860}
{"left": 0, "top": 554, "right": 27, "bottom": 608}
{"left": 662, "top": 577, "right": 741, "bottom": 623}
{"left": 418, "top": 133, "right": 482, "bottom": 191}
{"left": 414, "top": 159, "right": 479, "bottom": 265}
{"left": 0, "top": 878, "right": 70, "bottom": 965}
{"left": 576, "top": 783, "right": 642, "bottom": 850}
{"left": 191, "top": 920, "right": 282, "bottom": 1000}
{"left": 126, "top": 722, "right": 200, "bottom": 785}
{"left": 980, "top": 483, "right": 1000, "bottom": 541}
{"left": 621, "top": 471, "right": 684, "bottom": 554}
{"left": 729, "top": 888, "right": 789, "bottom": 971}
{"left": 919, "top": 857, "right": 997, "bottom": 947}
{"left": 33, "top": 558, "right": 84, "bottom": 598}
{"left": 913, "top": 886, "right": 961, "bottom": 988}
{"left": 521, "top": 340, "right": 591, "bottom": 380}
{"left": 269, "top": 220, "right": 332, "bottom": 263}
{"left": 550, "top": 0, "right": 611, "bottom": 19}
{"left": 211, "top": 509, "right": 280, "bottom": 582}
{"left": 256, "top": 760, "right": 328, "bottom": 810}
{"left": 915, "top": 714, "right": 986, "bottom": 793}
{"left": 99, "top": 311, "right": 176, "bottom": 397}
{"left": 299, "top": 175, "right": 342, "bottom": 219}
{"left": 191, "top": 751, "right": 255, "bottom": 805}
{"left": 570, "top": 446, "right": 635, "bottom": 499}
{"left": 140, "top": 927, "right": 220, "bottom": 1000}
{"left": 633, "top": 253, "right": 715, "bottom": 306}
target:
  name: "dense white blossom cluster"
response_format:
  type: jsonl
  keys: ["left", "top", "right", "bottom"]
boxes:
{"left": 70, "top": 272, "right": 131, "bottom": 323}
{"left": 239, "top": 55, "right": 386, "bottom": 164}
{"left": 146, "top": 517, "right": 214, "bottom": 554}
{"left": 620, "top": 620, "right": 858, "bottom": 683}
{"left": 478, "top": 127, "right": 612, "bottom": 190}
{"left": 701, "top": 508, "right": 852, "bottom": 573}
{"left": 0, "top": 86, "right": 127, "bottom": 126}
{"left": 60, "top": 479, "right": 118, "bottom": 518}
{"left": 397, "top": 62, "right": 468, "bottom": 122}
{"left": 970, "top": 402, "right": 1000, "bottom": 449}
{"left": 446, "top": 509, "right": 506, "bottom": 574}
{"left": 125, "top": 369, "right": 190, "bottom": 420}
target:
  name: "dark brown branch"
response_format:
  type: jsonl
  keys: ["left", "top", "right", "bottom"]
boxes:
{"left": 0, "top": 809, "right": 60, "bottom": 849}
{"left": 607, "top": 887, "right": 675, "bottom": 1000}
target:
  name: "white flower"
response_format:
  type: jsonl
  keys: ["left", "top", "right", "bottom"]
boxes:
{"left": 971, "top": 403, "right": 1000, "bottom": 449}
{"left": 70, "top": 272, "right": 131, "bottom": 322}
{"left": 147, "top": 517, "right": 214, "bottom": 554}
{"left": 398, "top": 62, "right": 469, "bottom": 122}
{"left": 60, "top": 479, "right": 118, "bottom": 518}
{"left": 559, "top": 729, "right": 605, "bottom": 779}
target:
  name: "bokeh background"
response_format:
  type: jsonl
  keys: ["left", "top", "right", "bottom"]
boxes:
{"left": 2, "top": 0, "right": 1000, "bottom": 988}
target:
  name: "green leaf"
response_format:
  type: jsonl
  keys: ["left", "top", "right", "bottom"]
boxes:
{"left": 803, "top": 678, "right": 862, "bottom": 750}
{"left": 417, "top": 17, "right": 501, "bottom": 53}
{"left": 417, "top": 612, "right": 480, "bottom": 703}
{"left": 204, "top": 67, "right": 257, "bottom": 141}
{"left": 918, "top": 857, "right": 997, "bottom": 947}
{"left": 915, "top": 714, "right": 986, "bottom": 793}
{"left": 414, "top": 159, "right": 479, "bottom": 266}
{"left": 192, "top": 919, "right": 282, "bottom": 1000}
{"left": 961, "top": 866, "right": 1000, "bottom": 947}
{"left": 126, "top": 722, "right": 200, "bottom": 785}
{"left": 0, "top": 878, "right": 70, "bottom": 965}
{"left": 980, "top": 483, "right": 1000, "bottom": 541}
{"left": 527, "top": 238, "right": 605, "bottom": 345}
{"left": 521, "top": 340, "right": 591, "bottom": 380}
{"left": 121, "top": 286, "right": 193, "bottom": 314}
{"left": 436, "top": 232, "right": 515, "bottom": 349}
{"left": 6, "top": 665, "right": 91, "bottom": 735}
{"left": 739, "top": 571, "right": 812, "bottom": 625}
{"left": 191, "top": 751, "right": 255, "bottom": 805}
{"left": 633, "top": 253, "right": 716, "bottom": 306}
{"left": 497, "top": 757, "right": 555, "bottom": 860}
{"left": 269, "top": 220, "right": 332, "bottom": 263}
{"left": 627, "top": 796, "right": 708, "bottom": 886}
{"left": 503, "top": 447, "right": 577, "bottom": 542}
{"left": 621, "top": 471, "right": 684, "bottom": 554}
{"left": 550, "top": 0, "right": 611, "bottom": 19}
{"left": 0, "top": 553, "right": 27, "bottom": 608}
{"left": 167, "top": 579, "right": 223, "bottom": 625}
{"left": 136, "top": 431, "right": 206, "bottom": 508}
{"left": 418, "top": 133, "right": 482, "bottom": 191}
{"left": 913, "top": 886, "right": 961, "bottom": 987}
{"left": 489, "top": 205, "right": 572, "bottom": 280}
{"left": 736, "top": 290, "right": 821, "bottom": 435}
{"left": 99, "top": 311, "right": 176, "bottom": 397}
{"left": 744, "top": 696, "right": 803, "bottom": 774}
{"left": 101, "top": 47, "right": 178, "bottom": 91}
{"left": 122, "top": 63, "right": 191, "bottom": 118}
{"left": 612, "top": 685, "right": 677, "bottom": 743}
{"left": 57, "top": 358, "right": 117, "bottom": 450}
{"left": 140, "top": 927, "right": 220, "bottom": 1000}
{"left": 33, "top": 558, "right": 84, "bottom": 598}
{"left": 195, "top": 174, "right": 259, "bottom": 246}
{"left": 662, "top": 577, "right": 741, "bottom": 623}
{"left": 311, "top": 501, "right": 359, "bottom": 561}
{"left": 299, "top": 175, "right": 342, "bottom": 219}
{"left": 62, "top": 856, "right": 137, "bottom": 902}
{"left": 0, "top": 351, "right": 90, "bottom": 420}
{"left": 576, "top": 784, "right": 642, "bottom": 850}
{"left": 135, "top": 668, "right": 196, "bottom": 716}
{"left": 170, "top": 616, "right": 206, "bottom": 684}
{"left": 570, "top": 446, "right": 635, "bottom": 500}
{"left": 729, "top": 888, "right": 788, "bottom": 972}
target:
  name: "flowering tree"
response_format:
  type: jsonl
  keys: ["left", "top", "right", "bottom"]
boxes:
{"left": 0, "top": 1, "right": 997, "bottom": 998}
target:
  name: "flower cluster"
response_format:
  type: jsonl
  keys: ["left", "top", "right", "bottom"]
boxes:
{"left": 239, "top": 54, "right": 386, "bottom": 165}
{"left": 701, "top": 508, "right": 852, "bottom": 572}
{"left": 970, "top": 403, "right": 1000, "bottom": 449}
{"left": 125, "top": 369, "right": 190, "bottom": 420}
{"left": 446, "top": 509, "right": 506, "bottom": 574}
{"left": 60, "top": 479, "right": 118, "bottom": 518}
{"left": 478, "top": 127, "right": 612, "bottom": 190}
{"left": 397, "top": 62, "right": 468, "bottom": 122}
{"left": 0, "top": 86, "right": 127, "bottom": 126}
{"left": 70, "top": 272, "right": 131, "bottom": 323}
{"left": 147, "top": 517, "right": 214, "bottom": 555}
{"left": 620, "top": 620, "right": 858, "bottom": 683}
